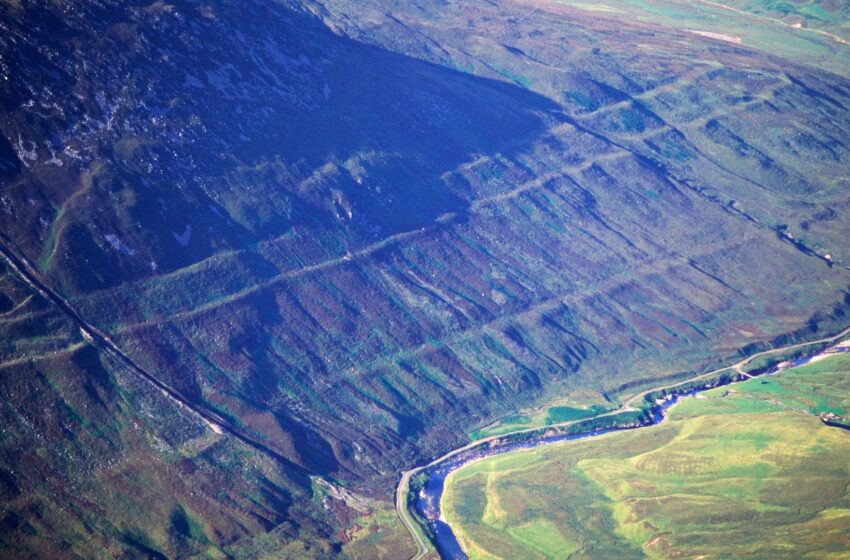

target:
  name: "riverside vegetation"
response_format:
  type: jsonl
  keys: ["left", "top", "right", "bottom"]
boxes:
{"left": 0, "top": 0, "right": 849, "bottom": 557}
{"left": 443, "top": 353, "right": 850, "bottom": 559}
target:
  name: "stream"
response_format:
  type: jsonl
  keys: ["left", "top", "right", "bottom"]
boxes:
{"left": 412, "top": 351, "right": 830, "bottom": 559}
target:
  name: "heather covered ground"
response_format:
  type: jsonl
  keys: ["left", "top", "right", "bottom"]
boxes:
{"left": 0, "top": 0, "right": 848, "bottom": 557}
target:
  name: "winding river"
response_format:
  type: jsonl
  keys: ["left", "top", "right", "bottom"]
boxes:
{"left": 411, "top": 349, "right": 838, "bottom": 559}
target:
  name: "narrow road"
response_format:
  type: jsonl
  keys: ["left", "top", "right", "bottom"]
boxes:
{"left": 396, "top": 322, "right": 850, "bottom": 559}
{"left": 396, "top": 469, "right": 432, "bottom": 560}
{"left": 694, "top": 0, "right": 850, "bottom": 47}
{"left": 0, "top": 236, "right": 307, "bottom": 473}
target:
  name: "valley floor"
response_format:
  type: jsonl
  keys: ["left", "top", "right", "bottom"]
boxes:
{"left": 442, "top": 354, "right": 850, "bottom": 559}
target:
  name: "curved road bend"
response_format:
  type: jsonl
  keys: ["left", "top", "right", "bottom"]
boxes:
{"left": 396, "top": 322, "right": 850, "bottom": 559}
{"left": 3, "top": 232, "right": 848, "bottom": 559}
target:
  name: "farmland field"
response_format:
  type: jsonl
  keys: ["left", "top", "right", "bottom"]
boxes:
{"left": 443, "top": 354, "right": 850, "bottom": 559}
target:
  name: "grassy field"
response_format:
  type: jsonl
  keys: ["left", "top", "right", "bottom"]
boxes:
{"left": 716, "top": 0, "right": 850, "bottom": 40}
{"left": 551, "top": 0, "right": 850, "bottom": 78}
{"left": 470, "top": 403, "right": 613, "bottom": 440}
{"left": 443, "top": 354, "right": 850, "bottom": 559}
{"left": 342, "top": 507, "right": 418, "bottom": 560}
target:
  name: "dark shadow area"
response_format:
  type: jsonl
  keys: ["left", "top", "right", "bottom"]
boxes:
{"left": 0, "top": 0, "right": 562, "bottom": 292}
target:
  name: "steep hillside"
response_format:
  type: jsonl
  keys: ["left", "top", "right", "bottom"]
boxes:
{"left": 1, "top": 0, "right": 849, "bottom": 557}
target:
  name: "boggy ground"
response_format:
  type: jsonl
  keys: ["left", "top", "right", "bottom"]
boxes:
{"left": 443, "top": 353, "right": 850, "bottom": 559}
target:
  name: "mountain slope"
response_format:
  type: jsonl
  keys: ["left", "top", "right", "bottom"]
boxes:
{"left": 1, "top": 0, "right": 849, "bottom": 557}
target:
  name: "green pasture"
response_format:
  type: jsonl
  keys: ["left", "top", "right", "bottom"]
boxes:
{"left": 553, "top": 0, "right": 850, "bottom": 78}
{"left": 444, "top": 354, "right": 850, "bottom": 559}
{"left": 470, "top": 404, "right": 612, "bottom": 440}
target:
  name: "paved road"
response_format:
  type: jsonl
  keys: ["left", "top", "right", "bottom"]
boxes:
{"left": 395, "top": 322, "right": 850, "bottom": 559}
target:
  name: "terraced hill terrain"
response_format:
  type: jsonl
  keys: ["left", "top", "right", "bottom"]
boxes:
{"left": 1, "top": 0, "right": 849, "bottom": 557}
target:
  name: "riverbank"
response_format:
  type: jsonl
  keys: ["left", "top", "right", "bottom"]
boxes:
{"left": 440, "top": 352, "right": 850, "bottom": 559}
{"left": 396, "top": 324, "right": 850, "bottom": 559}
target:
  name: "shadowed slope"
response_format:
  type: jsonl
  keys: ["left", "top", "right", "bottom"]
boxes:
{"left": 1, "top": 0, "right": 850, "bottom": 557}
